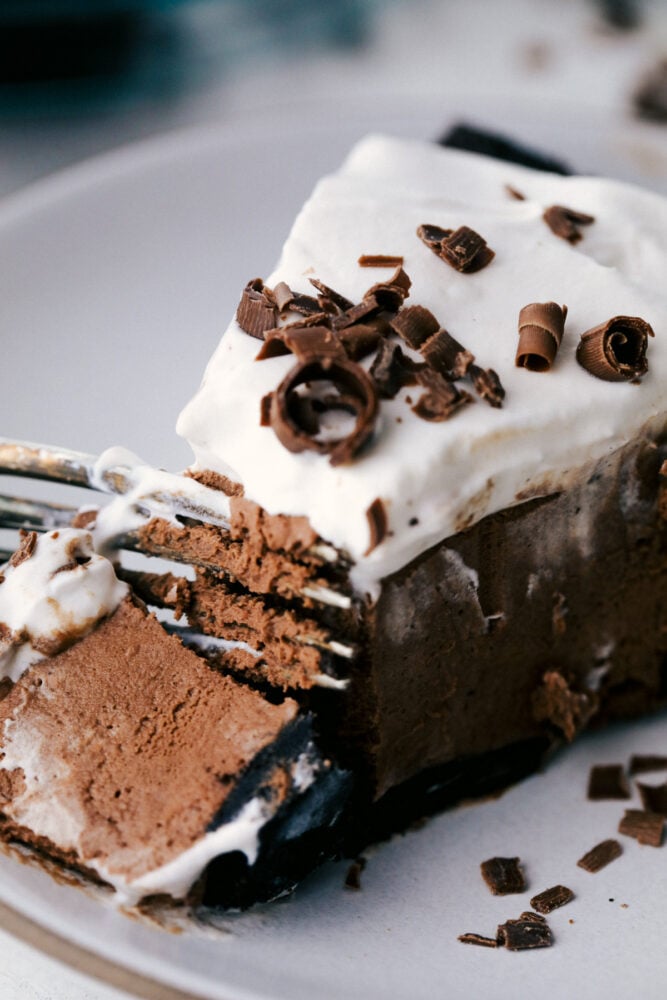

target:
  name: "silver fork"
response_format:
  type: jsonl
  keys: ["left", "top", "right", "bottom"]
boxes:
{"left": 0, "top": 438, "right": 355, "bottom": 672}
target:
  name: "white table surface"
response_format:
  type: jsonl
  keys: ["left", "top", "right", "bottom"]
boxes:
{"left": 2, "top": 1, "right": 667, "bottom": 997}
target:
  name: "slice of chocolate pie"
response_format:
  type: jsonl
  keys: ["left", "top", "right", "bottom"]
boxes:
{"left": 1, "top": 134, "right": 665, "bottom": 909}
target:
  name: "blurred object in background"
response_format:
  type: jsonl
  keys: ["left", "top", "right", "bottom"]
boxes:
{"left": 0, "top": 0, "right": 384, "bottom": 117}
{"left": 598, "top": 0, "right": 642, "bottom": 30}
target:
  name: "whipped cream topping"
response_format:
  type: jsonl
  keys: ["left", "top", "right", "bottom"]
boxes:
{"left": 0, "top": 529, "right": 128, "bottom": 682}
{"left": 177, "top": 135, "right": 667, "bottom": 595}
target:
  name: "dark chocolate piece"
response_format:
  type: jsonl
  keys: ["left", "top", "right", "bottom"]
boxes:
{"left": 637, "top": 781, "right": 667, "bottom": 816}
{"left": 497, "top": 912, "right": 553, "bottom": 951}
{"left": 480, "top": 856, "right": 526, "bottom": 895}
{"left": 269, "top": 357, "right": 378, "bottom": 466}
{"left": 365, "top": 499, "right": 388, "bottom": 556}
{"left": 344, "top": 856, "right": 366, "bottom": 890}
{"left": 417, "top": 224, "right": 495, "bottom": 273}
{"left": 577, "top": 839, "right": 623, "bottom": 873}
{"left": 618, "top": 809, "right": 665, "bottom": 846}
{"left": 358, "top": 254, "right": 404, "bottom": 268}
{"left": 412, "top": 369, "right": 473, "bottom": 423}
{"left": 576, "top": 315, "right": 654, "bottom": 382}
{"left": 236, "top": 278, "right": 278, "bottom": 340}
{"left": 630, "top": 755, "right": 667, "bottom": 775}
{"left": 529, "top": 885, "right": 574, "bottom": 914}
{"left": 309, "top": 278, "right": 354, "bottom": 313}
{"left": 439, "top": 123, "right": 571, "bottom": 175}
{"left": 587, "top": 764, "right": 631, "bottom": 800}
{"left": 516, "top": 302, "right": 567, "bottom": 372}
{"left": 421, "top": 328, "right": 475, "bottom": 379}
{"left": 543, "top": 205, "right": 595, "bottom": 244}
{"left": 469, "top": 365, "right": 505, "bottom": 408}
{"left": 390, "top": 305, "right": 440, "bottom": 349}
{"left": 369, "top": 341, "right": 422, "bottom": 399}
{"left": 458, "top": 932, "right": 498, "bottom": 948}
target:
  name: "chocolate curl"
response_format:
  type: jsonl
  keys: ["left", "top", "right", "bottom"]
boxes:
{"left": 516, "top": 301, "right": 567, "bottom": 372}
{"left": 272, "top": 281, "right": 295, "bottom": 313}
{"left": 421, "top": 328, "right": 475, "bottom": 379}
{"left": 236, "top": 278, "right": 278, "bottom": 339}
{"left": 469, "top": 364, "right": 505, "bottom": 408}
{"left": 309, "top": 278, "right": 353, "bottom": 313}
{"left": 412, "top": 368, "right": 473, "bottom": 422}
{"left": 364, "top": 498, "right": 388, "bottom": 555}
{"left": 257, "top": 325, "right": 345, "bottom": 363}
{"left": 369, "top": 340, "right": 422, "bottom": 399}
{"left": 417, "top": 224, "right": 495, "bottom": 273}
{"left": 269, "top": 357, "right": 378, "bottom": 466}
{"left": 576, "top": 315, "right": 654, "bottom": 382}
{"left": 543, "top": 205, "right": 595, "bottom": 244}
{"left": 390, "top": 305, "right": 439, "bottom": 349}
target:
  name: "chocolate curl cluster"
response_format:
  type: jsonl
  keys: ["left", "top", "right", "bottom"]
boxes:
{"left": 516, "top": 302, "right": 567, "bottom": 372}
{"left": 266, "top": 357, "right": 378, "bottom": 466}
{"left": 576, "top": 315, "right": 654, "bottom": 382}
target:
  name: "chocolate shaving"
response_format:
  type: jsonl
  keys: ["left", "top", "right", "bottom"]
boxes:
{"left": 9, "top": 530, "right": 37, "bottom": 568}
{"left": 516, "top": 301, "right": 567, "bottom": 372}
{"left": 390, "top": 305, "right": 440, "bottom": 349}
{"left": 338, "top": 324, "right": 383, "bottom": 362}
{"left": 577, "top": 838, "right": 623, "bottom": 873}
{"left": 309, "top": 278, "right": 353, "bottom": 313}
{"left": 365, "top": 498, "right": 388, "bottom": 555}
{"left": 576, "top": 315, "right": 654, "bottom": 382}
{"left": 496, "top": 912, "right": 553, "bottom": 951}
{"left": 619, "top": 809, "right": 665, "bottom": 846}
{"left": 272, "top": 281, "right": 294, "bottom": 313}
{"left": 412, "top": 369, "right": 473, "bottom": 422}
{"left": 256, "top": 323, "right": 341, "bottom": 362}
{"left": 370, "top": 340, "right": 422, "bottom": 399}
{"left": 543, "top": 204, "right": 595, "bottom": 244}
{"left": 637, "top": 781, "right": 667, "bottom": 816}
{"left": 358, "top": 254, "right": 404, "bottom": 268}
{"left": 529, "top": 885, "right": 574, "bottom": 914}
{"left": 630, "top": 754, "right": 667, "bottom": 775}
{"left": 236, "top": 278, "right": 278, "bottom": 339}
{"left": 469, "top": 364, "right": 505, "bottom": 408}
{"left": 333, "top": 295, "right": 382, "bottom": 330}
{"left": 289, "top": 292, "right": 322, "bottom": 316}
{"left": 458, "top": 933, "right": 498, "bottom": 949}
{"left": 480, "top": 857, "right": 526, "bottom": 895}
{"left": 260, "top": 394, "right": 272, "bottom": 427}
{"left": 364, "top": 266, "right": 412, "bottom": 311}
{"left": 505, "top": 185, "right": 526, "bottom": 201}
{"left": 421, "top": 328, "right": 475, "bottom": 379}
{"left": 587, "top": 764, "right": 631, "bottom": 800}
{"left": 417, "top": 224, "right": 495, "bottom": 273}
{"left": 269, "top": 357, "right": 378, "bottom": 466}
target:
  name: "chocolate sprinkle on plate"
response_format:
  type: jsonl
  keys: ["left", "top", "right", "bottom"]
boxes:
{"left": 543, "top": 205, "right": 595, "bottom": 244}
{"left": 577, "top": 838, "right": 623, "bottom": 873}
{"left": 587, "top": 764, "right": 631, "bottom": 801}
{"left": 516, "top": 301, "right": 567, "bottom": 372}
{"left": 618, "top": 809, "right": 665, "bottom": 846}
{"left": 480, "top": 856, "right": 526, "bottom": 895}
{"left": 458, "top": 933, "right": 498, "bottom": 949}
{"left": 576, "top": 315, "right": 654, "bottom": 382}
{"left": 496, "top": 912, "right": 553, "bottom": 951}
{"left": 637, "top": 781, "right": 667, "bottom": 816}
{"left": 365, "top": 498, "right": 388, "bottom": 555}
{"left": 358, "top": 254, "right": 404, "bottom": 268}
{"left": 529, "top": 885, "right": 574, "bottom": 914}
{"left": 630, "top": 754, "right": 667, "bottom": 775}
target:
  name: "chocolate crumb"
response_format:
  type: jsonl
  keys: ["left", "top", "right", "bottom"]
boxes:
{"left": 637, "top": 783, "right": 667, "bottom": 818}
{"left": 9, "top": 530, "right": 38, "bottom": 568}
{"left": 365, "top": 498, "right": 388, "bottom": 555}
{"left": 408, "top": 516, "right": 419, "bottom": 526}
{"left": 530, "top": 885, "right": 574, "bottom": 914}
{"left": 480, "top": 856, "right": 526, "bottom": 895}
{"left": 497, "top": 912, "right": 553, "bottom": 951}
{"left": 358, "top": 254, "right": 404, "bottom": 268}
{"left": 516, "top": 301, "right": 567, "bottom": 372}
{"left": 576, "top": 315, "right": 654, "bottom": 382}
{"left": 236, "top": 278, "right": 278, "bottom": 339}
{"left": 458, "top": 932, "right": 498, "bottom": 949}
{"left": 577, "top": 838, "right": 623, "bottom": 873}
{"left": 344, "top": 857, "right": 367, "bottom": 890}
{"left": 618, "top": 809, "right": 664, "bottom": 846}
{"left": 630, "top": 755, "right": 667, "bottom": 775}
{"left": 543, "top": 205, "right": 595, "bottom": 244}
{"left": 587, "top": 764, "right": 631, "bottom": 800}
{"left": 505, "top": 185, "right": 526, "bottom": 201}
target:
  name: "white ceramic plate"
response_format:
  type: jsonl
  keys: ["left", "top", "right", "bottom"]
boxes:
{"left": 1, "top": 97, "right": 667, "bottom": 1000}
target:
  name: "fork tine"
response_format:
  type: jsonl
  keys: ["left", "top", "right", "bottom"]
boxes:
{"left": 0, "top": 439, "right": 96, "bottom": 487}
{"left": 0, "top": 494, "right": 78, "bottom": 532}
